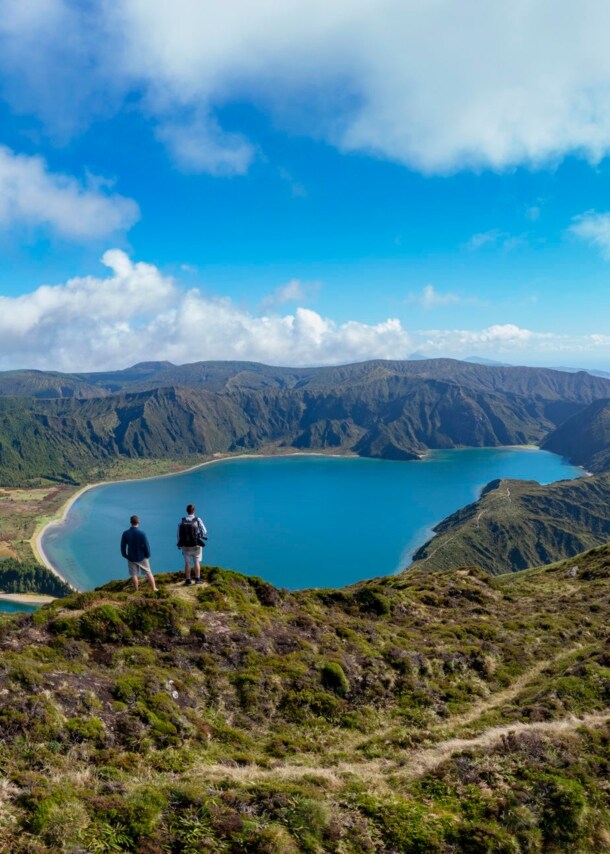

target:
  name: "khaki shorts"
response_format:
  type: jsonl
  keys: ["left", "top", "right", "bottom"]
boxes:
{"left": 181, "top": 546, "right": 202, "bottom": 566}
{"left": 128, "top": 558, "right": 152, "bottom": 579}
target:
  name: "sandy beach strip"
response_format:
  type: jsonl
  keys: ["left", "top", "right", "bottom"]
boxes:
{"left": 31, "top": 482, "right": 93, "bottom": 591}
{"left": 0, "top": 592, "right": 55, "bottom": 605}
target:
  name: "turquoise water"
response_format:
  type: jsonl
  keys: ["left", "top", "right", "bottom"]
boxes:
{"left": 0, "top": 600, "right": 37, "bottom": 613}
{"left": 42, "top": 449, "right": 582, "bottom": 591}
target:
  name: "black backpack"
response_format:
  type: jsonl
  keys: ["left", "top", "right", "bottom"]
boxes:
{"left": 178, "top": 517, "right": 200, "bottom": 548}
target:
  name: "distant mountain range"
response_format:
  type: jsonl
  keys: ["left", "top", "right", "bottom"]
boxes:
{"left": 2, "top": 358, "right": 610, "bottom": 485}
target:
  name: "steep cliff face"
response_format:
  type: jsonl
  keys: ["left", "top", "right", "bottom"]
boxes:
{"left": 2, "top": 359, "right": 609, "bottom": 485}
{"left": 542, "top": 397, "right": 610, "bottom": 472}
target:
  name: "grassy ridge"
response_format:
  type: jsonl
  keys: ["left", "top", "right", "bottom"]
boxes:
{"left": 410, "top": 472, "right": 610, "bottom": 575}
{"left": 1, "top": 552, "right": 609, "bottom": 851}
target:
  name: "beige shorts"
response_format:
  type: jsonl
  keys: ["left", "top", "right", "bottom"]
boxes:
{"left": 128, "top": 558, "right": 152, "bottom": 579}
{"left": 181, "top": 546, "right": 202, "bottom": 565}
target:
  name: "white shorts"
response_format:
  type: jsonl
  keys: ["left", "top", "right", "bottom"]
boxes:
{"left": 181, "top": 546, "right": 202, "bottom": 565}
{"left": 128, "top": 558, "right": 152, "bottom": 579}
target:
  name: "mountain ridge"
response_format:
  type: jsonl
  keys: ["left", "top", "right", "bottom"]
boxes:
{"left": 2, "top": 358, "right": 609, "bottom": 485}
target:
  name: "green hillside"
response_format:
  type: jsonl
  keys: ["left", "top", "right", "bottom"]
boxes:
{"left": 408, "top": 390, "right": 610, "bottom": 576}
{"left": 2, "top": 359, "right": 610, "bottom": 486}
{"left": 409, "top": 473, "right": 610, "bottom": 574}
{"left": 1, "top": 551, "right": 610, "bottom": 852}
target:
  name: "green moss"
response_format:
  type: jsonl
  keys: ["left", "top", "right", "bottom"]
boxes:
{"left": 320, "top": 661, "right": 350, "bottom": 696}
{"left": 28, "top": 792, "right": 91, "bottom": 850}
{"left": 79, "top": 604, "right": 131, "bottom": 643}
{"left": 538, "top": 775, "right": 588, "bottom": 847}
{"left": 112, "top": 674, "right": 147, "bottom": 703}
{"left": 196, "top": 586, "right": 229, "bottom": 611}
{"left": 356, "top": 792, "right": 448, "bottom": 852}
{"left": 66, "top": 716, "right": 106, "bottom": 747}
{"left": 8, "top": 661, "right": 43, "bottom": 689}
{"left": 280, "top": 687, "right": 343, "bottom": 723}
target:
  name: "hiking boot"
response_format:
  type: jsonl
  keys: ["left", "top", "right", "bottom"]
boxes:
{"left": 195, "top": 578, "right": 203, "bottom": 585}
{"left": 183, "top": 578, "right": 192, "bottom": 586}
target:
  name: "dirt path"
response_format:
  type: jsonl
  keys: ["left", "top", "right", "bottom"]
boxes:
{"left": 442, "top": 656, "right": 558, "bottom": 729}
{"left": 350, "top": 646, "right": 581, "bottom": 753}
{"left": 187, "top": 647, "right": 608, "bottom": 791}
{"left": 400, "top": 710, "right": 610, "bottom": 781}
{"left": 192, "top": 708, "right": 610, "bottom": 789}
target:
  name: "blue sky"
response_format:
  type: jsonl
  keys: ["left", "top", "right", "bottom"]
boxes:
{"left": 2, "top": 0, "right": 610, "bottom": 371}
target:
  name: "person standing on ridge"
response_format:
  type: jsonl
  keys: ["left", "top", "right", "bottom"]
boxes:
{"left": 120, "top": 515, "right": 158, "bottom": 592}
{"left": 177, "top": 503, "right": 207, "bottom": 585}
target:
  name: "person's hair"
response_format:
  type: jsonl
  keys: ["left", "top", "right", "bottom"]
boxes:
{"left": 130, "top": 515, "right": 139, "bottom": 526}
{"left": 186, "top": 504, "right": 195, "bottom": 514}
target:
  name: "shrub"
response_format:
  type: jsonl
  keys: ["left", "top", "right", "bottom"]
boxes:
{"left": 112, "top": 674, "right": 147, "bottom": 703}
{"left": 79, "top": 605, "right": 130, "bottom": 643}
{"left": 355, "top": 586, "right": 391, "bottom": 616}
{"left": 122, "top": 598, "right": 193, "bottom": 633}
{"left": 320, "top": 661, "right": 350, "bottom": 696}
{"left": 280, "top": 688, "right": 343, "bottom": 723}
{"left": 66, "top": 716, "right": 106, "bottom": 746}
{"left": 539, "top": 775, "right": 587, "bottom": 847}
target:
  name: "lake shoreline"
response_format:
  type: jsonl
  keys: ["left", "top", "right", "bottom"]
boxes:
{"left": 31, "top": 443, "right": 568, "bottom": 591}
{"left": 0, "top": 592, "right": 56, "bottom": 606}
{"left": 33, "top": 449, "right": 358, "bottom": 589}
{"left": 35, "top": 444, "right": 581, "bottom": 594}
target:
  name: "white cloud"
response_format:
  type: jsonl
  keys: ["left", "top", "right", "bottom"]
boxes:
{"left": 0, "top": 146, "right": 139, "bottom": 238}
{"left": 6, "top": 2, "right": 610, "bottom": 173}
{"left": 569, "top": 211, "right": 610, "bottom": 259}
{"left": 468, "top": 230, "right": 502, "bottom": 250}
{"left": 0, "top": 251, "right": 413, "bottom": 371}
{"left": 109, "top": 1, "right": 610, "bottom": 172}
{"left": 406, "top": 284, "right": 461, "bottom": 309}
{"left": 261, "top": 279, "right": 320, "bottom": 308}
{"left": 420, "top": 323, "right": 563, "bottom": 355}
{"left": 467, "top": 230, "right": 526, "bottom": 252}
{"left": 156, "top": 113, "right": 254, "bottom": 176}
{"left": 4, "top": 252, "right": 610, "bottom": 370}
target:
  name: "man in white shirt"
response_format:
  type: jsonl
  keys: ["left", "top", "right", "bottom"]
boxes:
{"left": 177, "top": 503, "right": 207, "bottom": 586}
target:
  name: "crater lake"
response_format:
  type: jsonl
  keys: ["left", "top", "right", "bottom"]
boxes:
{"left": 40, "top": 448, "right": 584, "bottom": 590}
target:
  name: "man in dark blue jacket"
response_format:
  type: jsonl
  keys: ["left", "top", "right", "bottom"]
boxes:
{"left": 120, "top": 515, "right": 157, "bottom": 592}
